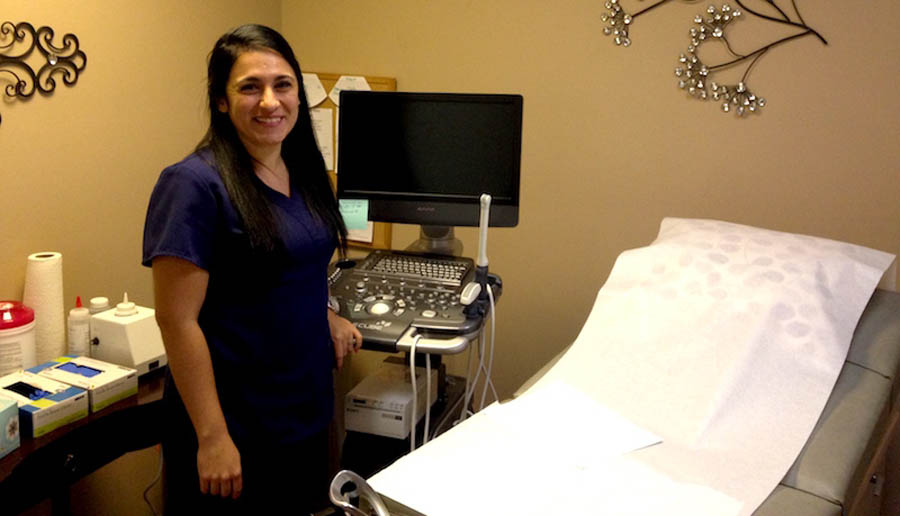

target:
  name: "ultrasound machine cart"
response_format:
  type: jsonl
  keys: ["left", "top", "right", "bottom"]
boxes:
{"left": 327, "top": 90, "right": 522, "bottom": 516}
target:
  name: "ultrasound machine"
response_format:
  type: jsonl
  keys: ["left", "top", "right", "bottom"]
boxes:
{"left": 327, "top": 91, "right": 522, "bottom": 515}
{"left": 328, "top": 90, "right": 523, "bottom": 356}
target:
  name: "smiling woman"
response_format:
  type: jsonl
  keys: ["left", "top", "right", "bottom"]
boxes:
{"left": 140, "top": 24, "right": 361, "bottom": 515}
{"left": 217, "top": 48, "right": 300, "bottom": 183}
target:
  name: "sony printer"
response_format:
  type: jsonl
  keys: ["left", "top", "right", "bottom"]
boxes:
{"left": 345, "top": 359, "right": 439, "bottom": 439}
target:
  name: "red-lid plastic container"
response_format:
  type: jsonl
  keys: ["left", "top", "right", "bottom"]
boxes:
{"left": 0, "top": 301, "right": 36, "bottom": 374}
{"left": 0, "top": 301, "right": 35, "bottom": 329}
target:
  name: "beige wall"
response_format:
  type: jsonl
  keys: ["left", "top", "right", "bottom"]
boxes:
{"left": 283, "top": 0, "right": 900, "bottom": 398}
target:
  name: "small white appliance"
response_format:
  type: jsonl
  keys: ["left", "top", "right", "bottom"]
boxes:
{"left": 90, "top": 294, "right": 167, "bottom": 376}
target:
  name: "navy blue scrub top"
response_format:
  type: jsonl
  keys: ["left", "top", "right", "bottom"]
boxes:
{"left": 142, "top": 151, "right": 336, "bottom": 445}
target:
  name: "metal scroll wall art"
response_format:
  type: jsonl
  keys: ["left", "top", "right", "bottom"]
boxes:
{"left": 0, "top": 21, "right": 87, "bottom": 127}
{"left": 600, "top": 0, "right": 826, "bottom": 117}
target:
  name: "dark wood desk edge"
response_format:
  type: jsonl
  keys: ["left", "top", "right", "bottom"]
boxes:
{"left": 0, "top": 367, "right": 166, "bottom": 512}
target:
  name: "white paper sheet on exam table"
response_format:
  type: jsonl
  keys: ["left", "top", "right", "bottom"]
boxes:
{"left": 529, "top": 218, "right": 895, "bottom": 515}
{"left": 370, "top": 380, "right": 679, "bottom": 516}
{"left": 369, "top": 218, "right": 895, "bottom": 516}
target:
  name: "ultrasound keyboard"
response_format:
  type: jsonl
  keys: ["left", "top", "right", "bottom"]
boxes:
{"left": 369, "top": 253, "right": 469, "bottom": 287}
{"left": 328, "top": 250, "right": 485, "bottom": 352}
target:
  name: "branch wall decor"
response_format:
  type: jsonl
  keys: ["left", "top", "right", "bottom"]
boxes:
{"left": 0, "top": 21, "right": 87, "bottom": 127}
{"left": 600, "top": 0, "right": 826, "bottom": 117}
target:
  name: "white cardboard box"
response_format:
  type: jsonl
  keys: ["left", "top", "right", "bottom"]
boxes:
{"left": 31, "top": 355, "right": 137, "bottom": 413}
{"left": 0, "top": 371, "right": 88, "bottom": 438}
{"left": 345, "top": 361, "right": 439, "bottom": 439}
{"left": 0, "top": 397, "right": 19, "bottom": 459}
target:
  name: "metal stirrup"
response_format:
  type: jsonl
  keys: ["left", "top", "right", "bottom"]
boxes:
{"left": 329, "top": 470, "right": 391, "bottom": 516}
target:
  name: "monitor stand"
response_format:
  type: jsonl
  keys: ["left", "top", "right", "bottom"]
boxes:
{"left": 405, "top": 225, "right": 463, "bottom": 257}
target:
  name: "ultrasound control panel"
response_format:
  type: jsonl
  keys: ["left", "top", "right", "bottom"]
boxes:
{"left": 329, "top": 250, "right": 484, "bottom": 352}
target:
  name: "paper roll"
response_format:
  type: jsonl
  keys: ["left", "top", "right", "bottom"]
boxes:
{"left": 22, "top": 252, "right": 66, "bottom": 366}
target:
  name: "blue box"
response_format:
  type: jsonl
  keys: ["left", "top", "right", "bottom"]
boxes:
{"left": 0, "top": 371, "right": 88, "bottom": 438}
{"left": 31, "top": 355, "right": 137, "bottom": 413}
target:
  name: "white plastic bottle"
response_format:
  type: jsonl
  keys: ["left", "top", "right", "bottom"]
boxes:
{"left": 116, "top": 292, "right": 138, "bottom": 316}
{"left": 87, "top": 296, "right": 110, "bottom": 357}
{"left": 67, "top": 296, "right": 91, "bottom": 356}
{"left": 88, "top": 296, "right": 111, "bottom": 315}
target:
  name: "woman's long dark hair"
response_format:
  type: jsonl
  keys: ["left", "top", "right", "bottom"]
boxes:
{"left": 198, "top": 24, "right": 347, "bottom": 257}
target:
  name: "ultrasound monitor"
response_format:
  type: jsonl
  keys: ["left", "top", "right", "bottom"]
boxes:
{"left": 337, "top": 91, "right": 522, "bottom": 254}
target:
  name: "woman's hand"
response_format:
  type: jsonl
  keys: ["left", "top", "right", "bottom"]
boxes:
{"left": 328, "top": 309, "right": 363, "bottom": 370}
{"left": 197, "top": 431, "right": 243, "bottom": 499}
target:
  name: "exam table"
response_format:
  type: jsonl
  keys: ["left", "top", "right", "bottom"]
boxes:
{"left": 334, "top": 219, "right": 897, "bottom": 515}
{"left": 332, "top": 288, "right": 899, "bottom": 516}
{"left": 512, "top": 288, "right": 900, "bottom": 516}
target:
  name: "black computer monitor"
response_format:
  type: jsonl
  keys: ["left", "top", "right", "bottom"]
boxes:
{"left": 336, "top": 91, "right": 522, "bottom": 230}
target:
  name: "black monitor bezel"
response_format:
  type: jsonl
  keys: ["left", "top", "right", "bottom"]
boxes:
{"left": 336, "top": 91, "right": 522, "bottom": 228}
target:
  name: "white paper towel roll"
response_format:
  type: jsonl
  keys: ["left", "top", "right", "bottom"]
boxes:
{"left": 22, "top": 252, "right": 66, "bottom": 366}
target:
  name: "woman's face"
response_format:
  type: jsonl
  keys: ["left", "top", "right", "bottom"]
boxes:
{"left": 218, "top": 48, "right": 300, "bottom": 155}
